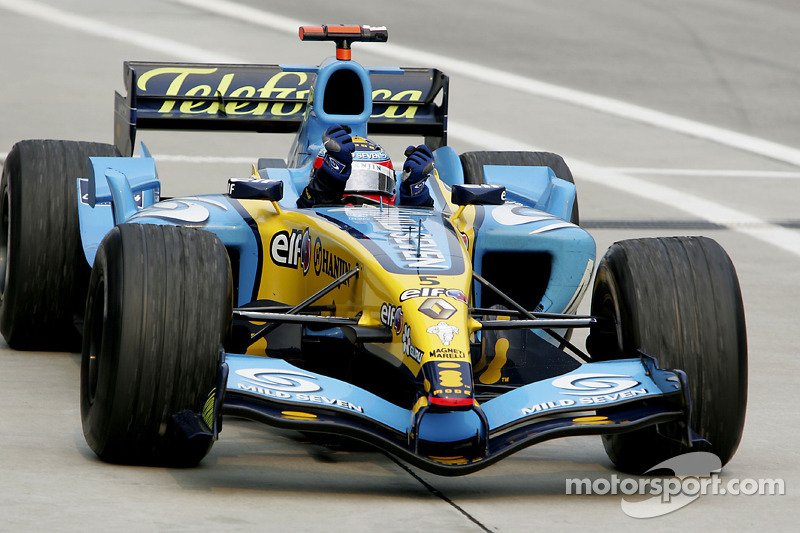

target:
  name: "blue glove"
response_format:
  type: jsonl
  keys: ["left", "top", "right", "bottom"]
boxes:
{"left": 399, "top": 145, "right": 434, "bottom": 206}
{"left": 297, "top": 125, "right": 355, "bottom": 208}
{"left": 320, "top": 125, "right": 355, "bottom": 181}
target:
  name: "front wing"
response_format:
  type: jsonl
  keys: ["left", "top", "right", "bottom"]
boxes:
{"left": 204, "top": 354, "right": 688, "bottom": 476}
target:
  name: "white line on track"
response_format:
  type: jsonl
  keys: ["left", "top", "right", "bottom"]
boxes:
{"left": 0, "top": 0, "right": 240, "bottom": 63}
{"left": 132, "top": 154, "right": 258, "bottom": 165}
{"left": 597, "top": 169, "right": 800, "bottom": 179}
{"left": 3, "top": 0, "right": 800, "bottom": 258}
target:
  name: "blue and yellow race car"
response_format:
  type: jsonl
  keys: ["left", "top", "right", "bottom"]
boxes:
{"left": 0, "top": 25, "right": 747, "bottom": 475}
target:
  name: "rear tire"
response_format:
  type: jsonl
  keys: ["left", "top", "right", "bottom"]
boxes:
{"left": 80, "top": 224, "right": 232, "bottom": 466}
{"left": 0, "top": 139, "right": 119, "bottom": 350}
{"left": 587, "top": 236, "right": 747, "bottom": 473}
{"left": 459, "top": 151, "right": 579, "bottom": 224}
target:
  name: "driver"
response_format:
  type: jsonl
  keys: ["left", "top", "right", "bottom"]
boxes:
{"left": 297, "top": 125, "right": 434, "bottom": 208}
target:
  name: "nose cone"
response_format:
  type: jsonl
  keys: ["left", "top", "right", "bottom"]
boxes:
{"left": 423, "top": 359, "right": 474, "bottom": 408}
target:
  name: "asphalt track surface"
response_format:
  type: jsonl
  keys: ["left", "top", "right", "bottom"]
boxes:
{"left": 0, "top": 0, "right": 797, "bottom": 531}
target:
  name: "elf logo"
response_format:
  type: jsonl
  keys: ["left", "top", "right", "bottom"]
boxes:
{"left": 399, "top": 287, "right": 467, "bottom": 303}
{"left": 380, "top": 302, "right": 404, "bottom": 335}
{"left": 270, "top": 228, "right": 310, "bottom": 273}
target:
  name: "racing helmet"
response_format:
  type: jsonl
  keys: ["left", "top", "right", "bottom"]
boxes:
{"left": 343, "top": 136, "right": 397, "bottom": 204}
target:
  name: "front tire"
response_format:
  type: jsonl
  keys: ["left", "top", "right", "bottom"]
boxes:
{"left": 587, "top": 236, "right": 747, "bottom": 473}
{"left": 81, "top": 223, "right": 232, "bottom": 466}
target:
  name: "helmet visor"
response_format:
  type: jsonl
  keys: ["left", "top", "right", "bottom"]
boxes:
{"left": 345, "top": 162, "right": 396, "bottom": 196}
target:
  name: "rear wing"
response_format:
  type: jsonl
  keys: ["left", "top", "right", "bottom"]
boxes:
{"left": 114, "top": 61, "right": 449, "bottom": 156}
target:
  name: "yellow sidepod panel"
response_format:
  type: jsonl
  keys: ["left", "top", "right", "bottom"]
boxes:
{"left": 236, "top": 202, "right": 362, "bottom": 309}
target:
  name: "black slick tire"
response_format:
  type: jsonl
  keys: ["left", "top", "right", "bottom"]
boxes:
{"left": 0, "top": 139, "right": 119, "bottom": 350}
{"left": 587, "top": 236, "right": 747, "bottom": 473}
{"left": 80, "top": 223, "right": 232, "bottom": 466}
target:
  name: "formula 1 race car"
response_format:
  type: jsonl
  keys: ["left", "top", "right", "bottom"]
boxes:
{"left": 0, "top": 25, "right": 747, "bottom": 475}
